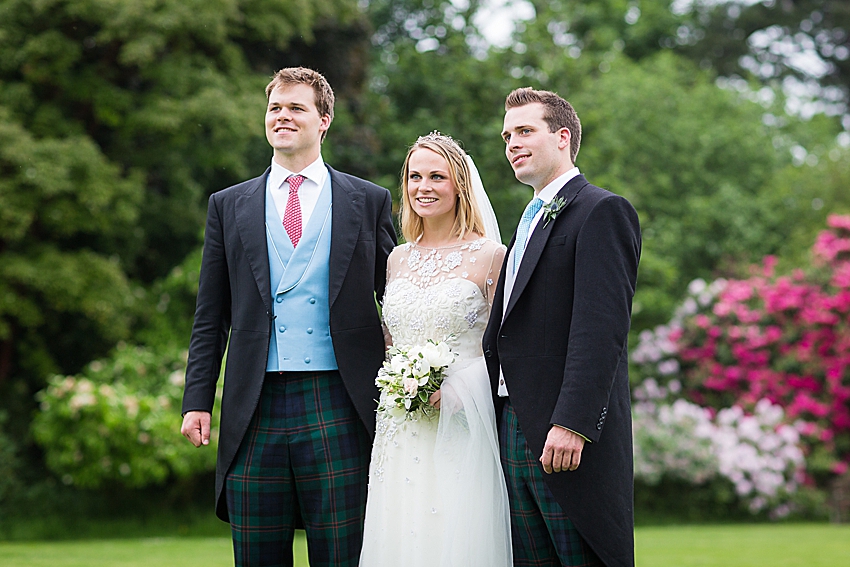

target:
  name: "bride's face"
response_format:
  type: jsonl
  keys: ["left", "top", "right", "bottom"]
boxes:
{"left": 406, "top": 148, "right": 459, "bottom": 223}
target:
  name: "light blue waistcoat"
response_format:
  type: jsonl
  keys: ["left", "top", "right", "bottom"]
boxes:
{"left": 265, "top": 171, "right": 337, "bottom": 371}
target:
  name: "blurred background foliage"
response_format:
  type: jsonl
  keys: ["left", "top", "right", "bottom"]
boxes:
{"left": 1, "top": 0, "right": 849, "bottom": 531}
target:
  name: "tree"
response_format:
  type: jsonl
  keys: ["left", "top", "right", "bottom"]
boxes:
{"left": 676, "top": 1, "right": 850, "bottom": 124}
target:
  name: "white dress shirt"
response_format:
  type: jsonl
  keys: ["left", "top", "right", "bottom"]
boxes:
{"left": 498, "top": 167, "right": 580, "bottom": 397}
{"left": 267, "top": 156, "right": 329, "bottom": 227}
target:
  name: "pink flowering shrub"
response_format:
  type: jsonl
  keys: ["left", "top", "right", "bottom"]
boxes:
{"left": 636, "top": 214, "right": 850, "bottom": 485}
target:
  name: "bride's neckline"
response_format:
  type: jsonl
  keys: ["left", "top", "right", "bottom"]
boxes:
{"left": 410, "top": 237, "right": 486, "bottom": 251}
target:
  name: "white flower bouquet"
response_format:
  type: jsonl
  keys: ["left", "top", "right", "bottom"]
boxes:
{"left": 375, "top": 338, "right": 455, "bottom": 420}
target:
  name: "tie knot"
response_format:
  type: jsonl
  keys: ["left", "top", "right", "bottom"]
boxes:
{"left": 286, "top": 174, "right": 305, "bottom": 193}
{"left": 523, "top": 197, "right": 544, "bottom": 220}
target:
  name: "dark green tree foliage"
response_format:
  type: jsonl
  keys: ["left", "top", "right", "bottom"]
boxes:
{"left": 0, "top": 106, "right": 142, "bottom": 397}
{"left": 676, "top": 1, "right": 850, "bottom": 119}
{"left": 361, "top": 0, "right": 529, "bottom": 232}
{"left": 0, "top": 0, "right": 362, "bottom": 372}
{"left": 517, "top": 0, "right": 683, "bottom": 64}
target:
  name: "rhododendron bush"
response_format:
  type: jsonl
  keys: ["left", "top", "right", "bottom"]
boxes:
{"left": 633, "top": 214, "right": 850, "bottom": 515}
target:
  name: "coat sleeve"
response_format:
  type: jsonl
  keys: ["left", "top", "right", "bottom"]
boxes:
{"left": 374, "top": 187, "right": 397, "bottom": 303}
{"left": 182, "top": 192, "right": 232, "bottom": 415}
{"left": 549, "top": 195, "right": 640, "bottom": 441}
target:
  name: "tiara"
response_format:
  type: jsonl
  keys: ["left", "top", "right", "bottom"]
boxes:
{"left": 416, "top": 130, "right": 465, "bottom": 153}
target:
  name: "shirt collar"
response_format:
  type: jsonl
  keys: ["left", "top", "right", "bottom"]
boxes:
{"left": 537, "top": 167, "right": 580, "bottom": 204}
{"left": 269, "top": 155, "right": 327, "bottom": 190}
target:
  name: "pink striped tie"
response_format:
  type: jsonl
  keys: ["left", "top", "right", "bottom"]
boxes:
{"left": 283, "top": 174, "right": 305, "bottom": 247}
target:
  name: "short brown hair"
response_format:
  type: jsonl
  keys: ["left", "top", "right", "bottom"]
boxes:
{"left": 266, "top": 67, "right": 335, "bottom": 141}
{"left": 505, "top": 87, "right": 582, "bottom": 163}
{"left": 399, "top": 132, "right": 486, "bottom": 244}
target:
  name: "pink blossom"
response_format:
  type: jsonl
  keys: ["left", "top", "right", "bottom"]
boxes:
{"left": 832, "top": 265, "right": 850, "bottom": 289}
{"left": 827, "top": 214, "right": 850, "bottom": 232}
{"left": 787, "top": 375, "right": 821, "bottom": 393}
{"left": 722, "top": 281, "right": 754, "bottom": 302}
{"left": 832, "top": 461, "right": 849, "bottom": 475}
{"left": 762, "top": 255, "right": 778, "bottom": 277}
{"left": 789, "top": 392, "right": 829, "bottom": 418}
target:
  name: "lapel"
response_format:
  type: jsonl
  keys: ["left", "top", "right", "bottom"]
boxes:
{"left": 504, "top": 174, "right": 589, "bottom": 320}
{"left": 328, "top": 166, "right": 364, "bottom": 309}
{"left": 235, "top": 168, "right": 272, "bottom": 314}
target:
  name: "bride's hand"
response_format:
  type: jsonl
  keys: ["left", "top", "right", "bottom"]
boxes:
{"left": 429, "top": 389, "right": 441, "bottom": 410}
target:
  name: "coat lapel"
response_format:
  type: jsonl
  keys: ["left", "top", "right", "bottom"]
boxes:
{"left": 235, "top": 168, "right": 272, "bottom": 314}
{"left": 328, "top": 166, "right": 364, "bottom": 309}
{"left": 505, "top": 174, "right": 589, "bottom": 319}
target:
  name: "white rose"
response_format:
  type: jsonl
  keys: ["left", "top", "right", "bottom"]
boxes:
{"left": 423, "top": 341, "right": 454, "bottom": 368}
{"left": 411, "top": 357, "right": 429, "bottom": 379}
{"left": 389, "top": 354, "right": 409, "bottom": 376}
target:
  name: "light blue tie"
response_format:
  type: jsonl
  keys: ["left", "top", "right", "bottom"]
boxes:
{"left": 513, "top": 197, "right": 544, "bottom": 273}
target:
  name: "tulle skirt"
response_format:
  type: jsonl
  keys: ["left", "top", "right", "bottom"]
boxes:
{"left": 359, "top": 356, "right": 512, "bottom": 567}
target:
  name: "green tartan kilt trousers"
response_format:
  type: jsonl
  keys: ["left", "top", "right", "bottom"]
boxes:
{"left": 500, "top": 401, "right": 604, "bottom": 567}
{"left": 225, "top": 370, "right": 371, "bottom": 567}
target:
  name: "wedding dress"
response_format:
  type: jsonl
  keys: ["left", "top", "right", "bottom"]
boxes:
{"left": 359, "top": 238, "right": 511, "bottom": 567}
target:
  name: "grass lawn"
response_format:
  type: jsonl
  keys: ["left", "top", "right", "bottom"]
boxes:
{"left": 0, "top": 524, "right": 848, "bottom": 566}
{"left": 635, "top": 523, "right": 850, "bottom": 566}
{"left": 0, "top": 531, "right": 308, "bottom": 567}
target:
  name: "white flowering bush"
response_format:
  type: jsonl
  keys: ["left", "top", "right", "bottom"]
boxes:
{"left": 32, "top": 343, "right": 219, "bottom": 488}
{"left": 633, "top": 378, "right": 805, "bottom": 517}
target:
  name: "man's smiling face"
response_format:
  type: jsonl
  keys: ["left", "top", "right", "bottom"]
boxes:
{"left": 265, "top": 83, "right": 330, "bottom": 167}
{"left": 502, "top": 102, "right": 571, "bottom": 193}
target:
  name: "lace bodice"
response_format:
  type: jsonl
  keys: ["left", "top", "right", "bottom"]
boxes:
{"left": 382, "top": 238, "right": 506, "bottom": 360}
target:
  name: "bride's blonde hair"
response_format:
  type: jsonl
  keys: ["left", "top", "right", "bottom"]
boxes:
{"left": 399, "top": 132, "right": 486, "bottom": 244}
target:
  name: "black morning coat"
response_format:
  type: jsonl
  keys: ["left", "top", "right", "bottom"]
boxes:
{"left": 181, "top": 165, "right": 397, "bottom": 521}
{"left": 483, "top": 174, "right": 642, "bottom": 567}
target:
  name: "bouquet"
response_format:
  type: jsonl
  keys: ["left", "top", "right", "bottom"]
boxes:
{"left": 375, "top": 338, "right": 456, "bottom": 420}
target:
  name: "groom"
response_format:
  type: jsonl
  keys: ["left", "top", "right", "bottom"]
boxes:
{"left": 180, "top": 67, "right": 396, "bottom": 566}
{"left": 483, "top": 88, "right": 641, "bottom": 567}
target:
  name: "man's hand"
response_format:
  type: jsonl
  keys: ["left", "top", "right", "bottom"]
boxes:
{"left": 429, "top": 389, "right": 441, "bottom": 410}
{"left": 181, "top": 411, "right": 211, "bottom": 447}
{"left": 539, "top": 426, "right": 585, "bottom": 473}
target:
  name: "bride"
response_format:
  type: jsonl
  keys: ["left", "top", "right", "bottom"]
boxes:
{"left": 359, "top": 132, "right": 511, "bottom": 566}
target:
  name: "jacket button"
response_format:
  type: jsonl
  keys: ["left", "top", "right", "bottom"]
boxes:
{"left": 306, "top": 328, "right": 313, "bottom": 334}
{"left": 276, "top": 296, "right": 283, "bottom": 303}
{"left": 309, "top": 298, "right": 316, "bottom": 304}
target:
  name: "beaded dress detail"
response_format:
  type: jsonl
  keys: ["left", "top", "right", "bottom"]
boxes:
{"left": 359, "top": 238, "right": 511, "bottom": 567}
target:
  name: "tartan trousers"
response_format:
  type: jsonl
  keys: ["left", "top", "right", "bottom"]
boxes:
{"left": 500, "top": 402, "right": 604, "bottom": 567}
{"left": 225, "top": 370, "right": 370, "bottom": 567}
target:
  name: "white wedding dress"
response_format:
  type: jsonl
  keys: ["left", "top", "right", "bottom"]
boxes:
{"left": 359, "top": 238, "right": 512, "bottom": 567}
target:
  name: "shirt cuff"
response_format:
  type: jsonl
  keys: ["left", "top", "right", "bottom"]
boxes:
{"left": 552, "top": 423, "right": 591, "bottom": 443}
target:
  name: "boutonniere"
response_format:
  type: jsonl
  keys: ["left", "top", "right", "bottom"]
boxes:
{"left": 542, "top": 197, "right": 567, "bottom": 228}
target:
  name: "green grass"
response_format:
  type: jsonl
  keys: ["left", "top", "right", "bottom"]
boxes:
{"left": 0, "top": 531, "right": 309, "bottom": 567}
{"left": 635, "top": 523, "right": 850, "bottom": 567}
{"left": 0, "top": 524, "right": 848, "bottom": 566}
